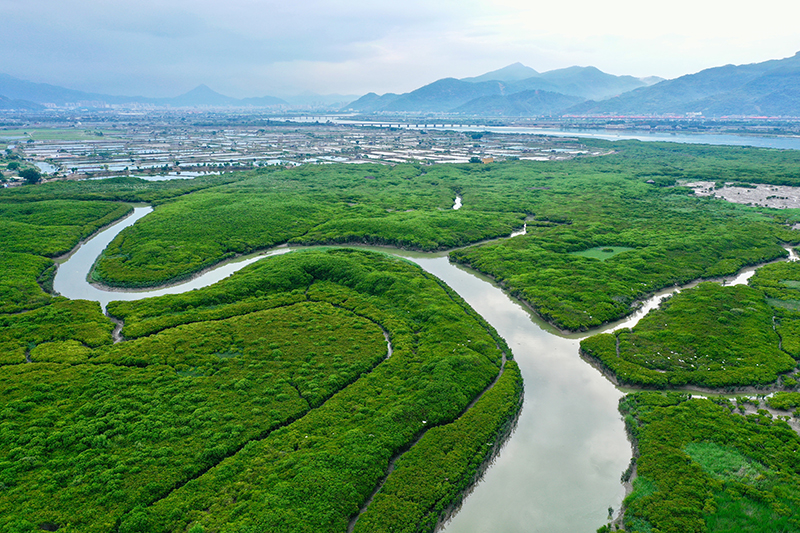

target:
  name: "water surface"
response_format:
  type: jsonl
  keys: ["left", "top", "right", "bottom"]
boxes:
{"left": 54, "top": 209, "right": 795, "bottom": 532}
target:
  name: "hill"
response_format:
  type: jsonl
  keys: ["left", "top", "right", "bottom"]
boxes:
{"left": 0, "top": 74, "right": 287, "bottom": 108}
{"left": 0, "top": 94, "right": 43, "bottom": 111}
{"left": 344, "top": 64, "right": 655, "bottom": 114}
{"left": 461, "top": 62, "right": 539, "bottom": 83}
{"left": 454, "top": 89, "right": 583, "bottom": 116}
{"left": 570, "top": 51, "right": 800, "bottom": 116}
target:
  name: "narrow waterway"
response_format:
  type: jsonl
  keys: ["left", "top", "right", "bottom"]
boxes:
{"left": 53, "top": 206, "right": 291, "bottom": 309}
{"left": 51, "top": 208, "right": 797, "bottom": 532}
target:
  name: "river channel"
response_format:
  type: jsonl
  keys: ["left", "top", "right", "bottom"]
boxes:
{"left": 52, "top": 206, "right": 788, "bottom": 532}
{"left": 282, "top": 116, "right": 800, "bottom": 151}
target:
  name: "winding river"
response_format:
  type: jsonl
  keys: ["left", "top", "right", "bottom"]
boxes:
{"left": 52, "top": 206, "right": 791, "bottom": 532}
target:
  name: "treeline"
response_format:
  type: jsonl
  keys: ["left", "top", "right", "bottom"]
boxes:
{"left": 0, "top": 174, "right": 242, "bottom": 205}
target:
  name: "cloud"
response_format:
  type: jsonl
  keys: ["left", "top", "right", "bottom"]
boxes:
{"left": 0, "top": 0, "right": 798, "bottom": 97}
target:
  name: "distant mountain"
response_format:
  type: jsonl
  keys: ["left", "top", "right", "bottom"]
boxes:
{"left": 162, "top": 85, "right": 240, "bottom": 107}
{"left": 639, "top": 76, "right": 666, "bottom": 86}
{"left": 525, "top": 66, "right": 648, "bottom": 100}
{"left": 0, "top": 74, "right": 287, "bottom": 108}
{"left": 0, "top": 73, "right": 135, "bottom": 106}
{"left": 0, "top": 94, "right": 44, "bottom": 111}
{"left": 463, "top": 64, "right": 651, "bottom": 100}
{"left": 378, "top": 78, "right": 509, "bottom": 112}
{"left": 160, "top": 86, "right": 287, "bottom": 107}
{"left": 569, "top": 52, "right": 800, "bottom": 116}
{"left": 344, "top": 92, "right": 402, "bottom": 113}
{"left": 345, "top": 63, "right": 660, "bottom": 114}
{"left": 461, "top": 62, "right": 539, "bottom": 83}
{"left": 454, "top": 90, "right": 584, "bottom": 116}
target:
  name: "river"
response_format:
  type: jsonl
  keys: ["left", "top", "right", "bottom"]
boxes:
{"left": 279, "top": 116, "right": 800, "bottom": 151}
{"left": 52, "top": 206, "right": 789, "bottom": 532}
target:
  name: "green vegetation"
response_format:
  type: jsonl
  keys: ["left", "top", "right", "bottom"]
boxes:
{"left": 0, "top": 174, "right": 241, "bottom": 204}
{"left": 767, "top": 392, "right": 800, "bottom": 411}
{"left": 449, "top": 141, "right": 800, "bottom": 331}
{"left": 76, "top": 143, "right": 800, "bottom": 334}
{"left": 0, "top": 129, "right": 118, "bottom": 141}
{"left": 0, "top": 245, "right": 521, "bottom": 533}
{"left": 750, "top": 260, "right": 800, "bottom": 357}
{"left": 581, "top": 283, "right": 796, "bottom": 388}
{"left": 618, "top": 392, "right": 800, "bottom": 533}
{"left": 0, "top": 299, "right": 113, "bottom": 364}
{"left": 570, "top": 246, "right": 636, "bottom": 261}
{"left": 0, "top": 199, "right": 133, "bottom": 314}
{"left": 0, "top": 253, "right": 54, "bottom": 313}
{"left": 91, "top": 164, "right": 528, "bottom": 287}
{"left": 19, "top": 167, "right": 41, "bottom": 184}
{"left": 353, "top": 362, "right": 522, "bottom": 532}
{"left": 4, "top": 140, "right": 800, "bottom": 531}
{"left": 450, "top": 176, "right": 792, "bottom": 331}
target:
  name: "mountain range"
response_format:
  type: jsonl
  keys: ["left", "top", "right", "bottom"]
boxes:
{"left": 344, "top": 53, "right": 800, "bottom": 117}
{"left": 1, "top": 52, "right": 799, "bottom": 117}
{"left": 569, "top": 52, "right": 800, "bottom": 116}
{"left": 0, "top": 74, "right": 289, "bottom": 109}
{"left": 343, "top": 64, "right": 661, "bottom": 114}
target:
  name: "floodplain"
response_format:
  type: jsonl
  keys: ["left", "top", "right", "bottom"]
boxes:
{"left": 3, "top": 133, "right": 800, "bottom": 532}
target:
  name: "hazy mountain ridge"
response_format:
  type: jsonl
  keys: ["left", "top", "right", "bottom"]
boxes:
{"left": 3, "top": 52, "right": 799, "bottom": 116}
{"left": 454, "top": 89, "right": 584, "bottom": 116}
{"left": 461, "top": 62, "right": 539, "bottom": 83}
{"left": 0, "top": 74, "right": 288, "bottom": 108}
{"left": 570, "top": 52, "right": 800, "bottom": 116}
{"left": 346, "top": 53, "right": 800, "bottom": 117}
{"left": 378, "top": 78, "right": 509, "bottom": 112}
{"left": 0, "top": 94, "right": 44, "bottom": 111}
{"left": 344, "top": 64, "right": 656, "bottom": 115}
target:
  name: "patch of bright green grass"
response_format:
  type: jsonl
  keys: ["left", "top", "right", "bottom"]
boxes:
{"left": 707, "top": 491, "right": 794, "bottom": 533}
{"left": 569, "top": 246, "right": 635, "bottom": 261}
{"left": 684, "top": 441, "right": 768, "bottom": 483}
{"left": 767, "top": 297, "right": 800, "bottom": 311}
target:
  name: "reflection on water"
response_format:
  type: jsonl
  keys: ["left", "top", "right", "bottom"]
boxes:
{"left": 283, "top": 117, "right": 800, "bottom": 151}
{"left": 55, "top": 210, "right": 797, "bottom": 533}
{"left": 54, "top": 217, "right": 631, "bottom": 532}
{"left": 404, "top": 254, "right": 629, "bottom": 533}
{"left": 35, "top": 161, "right": 58, "bottom": 174}
{"left": 53, "top": 206, "right": 290, "bottom": 309}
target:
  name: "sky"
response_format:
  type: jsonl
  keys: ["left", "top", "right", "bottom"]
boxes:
{"left": 2, "top": 0, "right": 799, "bottom": 99}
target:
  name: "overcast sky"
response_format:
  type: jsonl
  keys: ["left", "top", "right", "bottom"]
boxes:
{"left": 2, "top": 0, "right": 799, "bottom": 98}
